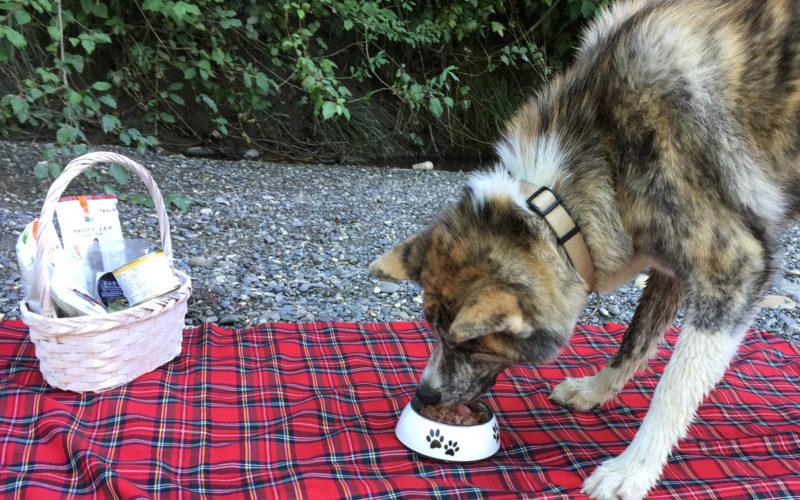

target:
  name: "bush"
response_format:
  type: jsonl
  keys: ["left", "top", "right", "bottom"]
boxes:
{"left": 0, "top": 0, "right": 606, "bottom": 171}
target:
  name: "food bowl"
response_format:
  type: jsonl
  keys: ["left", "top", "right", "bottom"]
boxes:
{"left": 395, "top": 397, "right": 501, "bottom": 462}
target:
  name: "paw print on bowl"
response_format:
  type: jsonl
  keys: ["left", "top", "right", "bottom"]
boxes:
{"left": 492, "top": 424, "right": 499, "bottom": 442}
{"left": 426, "top": 429, "right": 444, "bottom": 449}
{"left": 444, "top": 440, "right": 460, "bottom": 456}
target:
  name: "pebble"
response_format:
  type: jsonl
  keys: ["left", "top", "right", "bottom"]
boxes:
{"left": 220, "top": 314, "right": 241, "bottom": 325}
{"left": 188, "top": 256, "right": 213, "bottom": 268}
{"left": 377, "top": 282, "right": 401, "bottom": 294}
{"left": 760, "top": 295, "right": 796, "bottom": 310}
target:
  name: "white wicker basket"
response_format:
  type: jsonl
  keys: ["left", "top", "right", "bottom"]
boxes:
{"left": 19, "top": 151, "right": 192, "bottom": 393}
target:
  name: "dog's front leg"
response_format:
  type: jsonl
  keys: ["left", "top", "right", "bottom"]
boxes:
{"left": 550, "top": 269, "right": 684, "bottom": 411}
{"left": 581, "top": 322, "right": 746, "bottom": 499}
{"left": 580, "top": 219, "right": 779, "bottom": 499}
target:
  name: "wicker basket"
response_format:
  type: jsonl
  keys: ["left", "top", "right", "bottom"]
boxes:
{"left": 19, "top": 151, "right": 192, "bottom": 393}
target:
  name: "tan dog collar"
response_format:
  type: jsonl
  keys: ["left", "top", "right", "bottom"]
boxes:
{"left": 520, "top": 181, "right": 596, "bottom": 291}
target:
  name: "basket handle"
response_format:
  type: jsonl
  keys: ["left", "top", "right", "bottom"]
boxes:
{"left": 35, "top": 151, "right": 173, "bottom": 319}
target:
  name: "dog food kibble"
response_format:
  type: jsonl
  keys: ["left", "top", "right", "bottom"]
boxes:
{"left": 418, "top": 402, "right": 490, "bottom": 426}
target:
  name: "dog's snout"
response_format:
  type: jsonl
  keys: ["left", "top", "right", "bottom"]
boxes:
{"left": 415, "top": 383, "right": 441, "bottom": 406}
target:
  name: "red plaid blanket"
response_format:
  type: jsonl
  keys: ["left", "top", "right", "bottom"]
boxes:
{"left": 0, "top": 320, "right": 798, "bottom": 499}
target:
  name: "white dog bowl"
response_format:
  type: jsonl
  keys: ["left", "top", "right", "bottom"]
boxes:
{"left": 395, "top": 397, "right": 501, "bottom": 462}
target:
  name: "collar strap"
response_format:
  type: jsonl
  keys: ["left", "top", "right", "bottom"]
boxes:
{"left": 520, "top": 181, "right": 596, "bottom": 289}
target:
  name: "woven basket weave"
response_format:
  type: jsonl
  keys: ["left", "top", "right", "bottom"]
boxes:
{"left": 19, "top": 151, "right": 192, "bottom": 393}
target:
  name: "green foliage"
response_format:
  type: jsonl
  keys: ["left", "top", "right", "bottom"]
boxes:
{"left": 1, "top": 0, "right": 608, "bottom": 165}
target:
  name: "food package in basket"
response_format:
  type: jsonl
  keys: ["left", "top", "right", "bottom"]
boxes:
{"left": 15, "top": 219, "right": 65, "bottom": 313}
{"left": 55, "top": 194, "right": 124, "bottom": 259}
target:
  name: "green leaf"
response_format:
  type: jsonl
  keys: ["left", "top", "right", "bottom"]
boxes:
{"left": 49, "top": 162, "right": 63, "bottom": 179}
{"left": 14, "top": 9, "right": 32, "bottom": 25}
{"left": 169, "top": 93, "right": 185, "bottom": 105}
{"left": 46, "top": 26, "right": 60, "bottom": 41}
{"left": 3, "top": 28, "right": 26, "bottom": 49}
{"left": 68, "top": 90, "right": 83, "bottom": 104}
{"left": 37, "top": 67, "right": 59, "bottom": 83}
{"left": 101, "top": 114, "right": 120, "bottom": 132}
{"left": 220, "top": 18, "right": 242, "bottom": 29}
{"left": 98, "top": 95, "right": 117, "bottom": 108}
{"left": 92, "top": 81, "right": 112, "bottom": 91}
{"left": 174, "top": 1, "right": 200, "bottom": 17}
{"left": 129, "top": 193, "right": 151, "bottom": 206}
{"left": 200, "top": 94, "right": 217, "bottom": 112}
{"left": 10, "top": 96, "right": 27, "bottom": 115}
{"left": 103, "top": 184, "right": 117, "bottom": 195}
{"left": 109, "top": 163, "right": 129, "bottom": 184}
{"left": 321, "top": 101, "right": 337, "bottom": 120}
{"left": 343, "top": 19, "right": 353, "bottom": 31}
{"left": 428, "top": 97, "right": 443, "bottom": 117}
{"left": 165, "top": 194, "right": 193, "bottom": 211}
{"left": 142, "top": 0, "right": 164, "bottom": 11}
{"left": 34, "top": 161, "right": 48, "bottom": 178}
{"left": 490, "top": 21, "right": 504, "bottom": 37}
{"left": 81, "top": 39, "right": 96, "bottom": 54}
{"left": 56, "top": 125, "right": 78, "bottom": 145}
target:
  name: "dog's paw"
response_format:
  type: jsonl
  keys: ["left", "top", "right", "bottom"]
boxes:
{"left": 549, "top": 376, "right": 615, "bottom": 411}
{"left": 581, "top": 455, "right": 660, "bottom": 500}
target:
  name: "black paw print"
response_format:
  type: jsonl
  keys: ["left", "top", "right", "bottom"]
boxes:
{"left": 444, "top": 440, "right": 460, "bottom": 456}
{"left": 492, "top": 424, "right": 499, "bottom": 442}
{"left": 426, "top": 429, "right": 444, "bottom": 449}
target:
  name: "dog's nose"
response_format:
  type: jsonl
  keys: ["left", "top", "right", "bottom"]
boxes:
{"left": 415, "top": 383, "right": 441, "bottom": 406}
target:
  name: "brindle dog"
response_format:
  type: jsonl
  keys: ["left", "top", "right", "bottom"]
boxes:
{"left": 370, "top": 0, "right": 800, "bottom": 498}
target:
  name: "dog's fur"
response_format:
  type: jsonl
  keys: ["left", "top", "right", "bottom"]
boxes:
{"left": 369, "top": 0, "right": 800, "bottom": 498}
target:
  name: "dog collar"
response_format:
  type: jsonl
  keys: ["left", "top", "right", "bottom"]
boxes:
{"left": 520, "top": 181, "right": 596, "bottom": 290}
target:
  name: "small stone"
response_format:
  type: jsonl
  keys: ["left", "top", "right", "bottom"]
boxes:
{"left": 220, "top": 314, "right": 241, "bottom": 325}
{"left": 760, "top": 295, "right": 796, "bottom": 310}
{"left": 200, "top": 208, "right": 213, "bottom": 216}
{"left": 412, "top": 161, "right": 434, "bottom": 171}
{"left": 186, "top": 146, "right": 214, "bottom": 157}
{"left": 378, "top": 282, "right": 400, "bottom": 294}
{"left": 786, "top": 269, "right": 800, "bottom": 278}
{"left": 205, "top": 316, "right": 218, "bottom": 324}
{"left": 243, "top": 149, "right": 259, "bottom": 160}
{"left": 188, "top": 256, "right": 213, "bottom": 268}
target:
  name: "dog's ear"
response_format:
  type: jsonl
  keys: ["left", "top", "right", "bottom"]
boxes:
{"left": 449, "top": 289, "right": 530, "bottom": 342}
{"left": 369, "top": 231, "right": 430, "bottom": 282}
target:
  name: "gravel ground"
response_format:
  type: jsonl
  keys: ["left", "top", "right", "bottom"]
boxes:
{"left": 2, "top": 140, "right": 800, "bottom": 344}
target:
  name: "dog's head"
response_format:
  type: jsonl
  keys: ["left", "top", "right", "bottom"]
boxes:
{"left": 370, "top": 185, "right": 589, "bottom": 405}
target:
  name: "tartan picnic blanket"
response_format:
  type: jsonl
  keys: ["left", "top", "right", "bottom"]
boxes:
{"left": 0, "top": 320, "right": 799, "bottom": 499}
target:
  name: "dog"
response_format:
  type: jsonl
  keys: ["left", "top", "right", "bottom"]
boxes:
{"left": 369, "top": 0, "right": 800, "bottom": 498}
